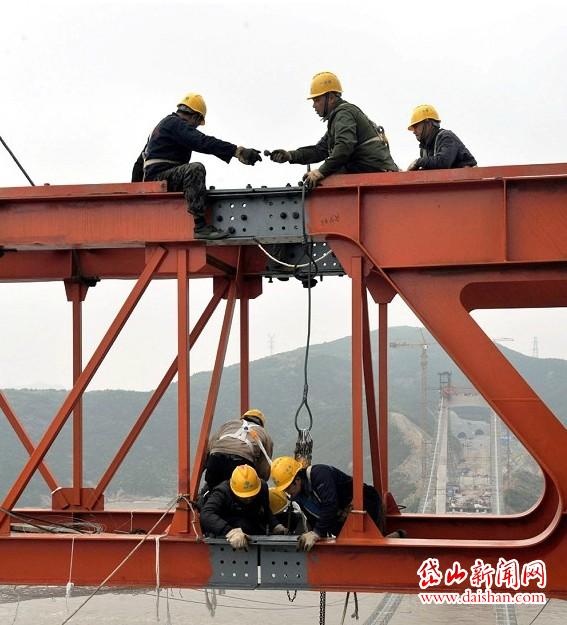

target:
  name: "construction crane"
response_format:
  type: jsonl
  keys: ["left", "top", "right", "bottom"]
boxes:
{"left": 389, "top": 329, "right": 431, "bottom": 432}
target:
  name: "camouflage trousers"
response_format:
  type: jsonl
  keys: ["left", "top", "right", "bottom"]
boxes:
{"left": 148, "top": 162, "right": 207, "bottom": 226}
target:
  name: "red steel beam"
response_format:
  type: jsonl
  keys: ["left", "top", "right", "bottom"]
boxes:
{"left": 378, "top": 303, "right": 389, "bottom": 497}
{"left": 177, "top": 249, "right": 190, "bottom": 497}
{"left": 0, "top": 247, "right": 166, "bottom": 532}
{"left": 350, "top": 256, "right": 364, "bottom": 530}
{"left": 64, "top": 281, "right": 88, "bottom": 506}
{"left": 361, "top": 287, "right": 382, "bottom": 494}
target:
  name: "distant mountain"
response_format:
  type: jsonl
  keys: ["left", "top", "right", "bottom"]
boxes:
{"left": 1, "top": 326, "right": 565, "bottom": 509}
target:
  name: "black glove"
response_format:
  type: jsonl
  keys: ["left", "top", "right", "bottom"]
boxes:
{"left": 270, "top": 149, "right": 291, "bottom": 163}
{"left": 236, "top": 146, "right": 262, "bottom": 166}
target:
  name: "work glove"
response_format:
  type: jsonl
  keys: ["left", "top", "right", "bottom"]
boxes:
{"left": 297, "top": 530, "right": 320, "bottom": 552}
{"left": 407, "top": 159, "right": 420, "bottom": 171}
{"left": 302, "top": 169, "right": 324, "bottom": 189}
{"left": 272, "top": 523, "right": 289, "bottom": 536}
{"left": 269, "top": 149, "right": 291, "bottom": 163}
{"left": 226, "top": 527, "right": 249, "bottom": 550}
{"left": 235, "top": 146, "right": 262, "bottom": 166}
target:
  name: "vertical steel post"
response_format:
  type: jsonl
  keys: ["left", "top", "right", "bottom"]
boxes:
{"left": 64, "top": 281, "right": 87, "bottom": 506}
{"left": 351, "top": 256, "right": 364, "bottom": 529}
{"left": 240, "top": 295, "right": 250, "bottom": 415}
{"left": 362, "top": 288, "right": 382, "bottom": 495}
{"left": 177, "top": 248, "right": 190, "bottom": 496}
{"left": 378, "top": 303, "right": 389, "bottom": 496}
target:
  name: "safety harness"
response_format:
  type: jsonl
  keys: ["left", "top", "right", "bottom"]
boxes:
{"left": 219, "top": 420, "right": 272, "bottom": 465}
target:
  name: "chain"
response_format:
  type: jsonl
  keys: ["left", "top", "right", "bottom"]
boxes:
{"left": 319, "top": 591, "right": 326, "bottom": 625}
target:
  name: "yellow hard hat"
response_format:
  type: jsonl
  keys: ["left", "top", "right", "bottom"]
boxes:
{"left": 178, "top": 93, "right": 207, "bottom": 125}
{"left": 230, "top": 464, "right": 261, "bottom": 498}
{"left": 269, "top": 487, "right": 289, "bottom": 515}
{"left": 271, "top": 456, "right": 303, "bottom": 491}
{"left": 308, "top": 72, "right": 343, "bottom": 99}
{"left": 241, "top": 408, "right": 266, "bottom": 427}
{"left": 408, "top": 104, "right": 441, "bottom": 130}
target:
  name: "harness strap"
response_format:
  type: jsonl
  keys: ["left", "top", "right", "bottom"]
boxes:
{"left": 143, "top": 158, "right": 182, "bottom": 169}
{"left": 219, "top": 423, "right": 272, "bottom": 465}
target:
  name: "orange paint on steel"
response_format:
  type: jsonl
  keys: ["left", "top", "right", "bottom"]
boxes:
{"left": 177, "top": 249, "right": 190, "bottom": 497}
{"left": 350, "top": 256, "right": 364, "bottom": 531}
{"left": 64, "top": 281, "right": 88, "bottom": 506}
{"left": 361, "top": 287, "right": 382, "bottom": 495}
{"left": 378, "top": 303, "right": 389, "bottom": 497}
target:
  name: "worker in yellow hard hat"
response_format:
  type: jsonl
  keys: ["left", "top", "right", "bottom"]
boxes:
{"left": 202, "top": 409, "right": 273, "bottom": 491}
{"left": 199, "top": 465, "right": 287, "bottom": 549}
{"left": 132, "top": 93, "right": 262, "bottom": 240}
{"left": 407, "top": 104, "right": 477, "bottom": 171}
{"left": 271, "top": 456, "right": 405, "bottom": 551}
{"left": 269, "top": 486, "right": 308, "bottom": 535}
{"left": 268, "top": 71, "right": 398, "bottom": 188}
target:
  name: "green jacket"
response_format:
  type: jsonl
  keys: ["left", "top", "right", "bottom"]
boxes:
{"left": 290, "top": 99, "right": 399, "bottom": 177}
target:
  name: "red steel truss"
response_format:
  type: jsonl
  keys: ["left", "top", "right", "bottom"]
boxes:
{"left": 1, "top": 164, "right": 567, "bottom": 595}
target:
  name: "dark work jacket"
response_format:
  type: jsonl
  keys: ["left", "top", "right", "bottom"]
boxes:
{"left": 292, "top": 465, "right": 357, "bottom": 537}
{"left": 199, "top": 480, "right": 278, "bottom": 537}
{"left": 415, "top": 127, "right": 477, "bottom": 170}
{"left": 290, "top": 99, "right": 399, "bottom": 176}
{"left": 138, "top": 113, "right": 237, "bottom": 180}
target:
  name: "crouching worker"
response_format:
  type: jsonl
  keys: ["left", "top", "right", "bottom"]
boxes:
{"left": 133, "top": 92, "right": 261, "bottom": 240}
{"left": 204, "top": 409, "right": 273, "bottom": 491}
{"left": 271, "top": 456, "right": 386, "bottom": 551}
{"left": 200, "top": 465, "right": 287, "bottom": 550}
{"left": 269, "top": 487, "right": 308, "bottom": 535}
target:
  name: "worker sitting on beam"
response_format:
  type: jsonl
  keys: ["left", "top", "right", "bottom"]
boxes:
{"left": 132, "top": 92, "right": 261, "bottom": 240}
{"left": 271, "top": 456, "right": 395, "bottom": 551}
{"left": 268, "top": 71, "right": 399, "bottom": 188}
{"left": 200, "top": 465, "right": 287, "bottom": 550}
{"left": 407, "top": 104, "right": 477, "bottom": 171}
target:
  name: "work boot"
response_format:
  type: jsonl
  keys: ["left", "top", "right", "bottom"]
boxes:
{"left": 194, "top": 223, "right": 229, "bottom": 240}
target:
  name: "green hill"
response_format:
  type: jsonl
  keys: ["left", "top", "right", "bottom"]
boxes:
{"left": 1, "top": 326, "right": 564, "bottom": 508}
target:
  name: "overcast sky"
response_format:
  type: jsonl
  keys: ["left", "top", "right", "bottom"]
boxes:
{"left": 1, "top": 0, "right": 567, "bottom": 390}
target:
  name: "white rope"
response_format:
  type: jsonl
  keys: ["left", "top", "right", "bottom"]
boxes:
{"left": 59, "top": 496, "right": 180, "bottom": 625}
{"left": 179, "top": 496, "right": 201, "bottom": 540}
{"left": 255, "top": 240, "right": 334, "bottom": 269}
{"left": 64, "top": 538, "right": 75, "bottom": 617}
{"left": 204, "top": 588, "right": 218, "bottom": 616}
{"left": 155, "top": 533, "right": 167, "bottom": 622}
{"left": 65, "top": 536, "right": 75, "bottom": 606}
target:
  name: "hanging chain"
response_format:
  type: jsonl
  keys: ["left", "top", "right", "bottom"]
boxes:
{"left": 351, "top": 592, "right": 359, "bottom": 620}
{"left": 286, "top": 590, "right": 297, "bottom": 602}
{"left": 319, "top": 591, "right": 327, "bottom": 625}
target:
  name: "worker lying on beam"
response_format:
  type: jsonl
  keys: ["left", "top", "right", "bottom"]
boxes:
{"left": 407, "top": 104, "right": 477, "bottom": 171}
{"left": 271, "top": 456, "right": 405, "bottom": 551}
{"left": 132, "top": 93, "right": 262, "bottom": 240}
{"left": 268, "top": 72, "right": 399, "bottom": 188}
{"left": 200, "top": 465, "right": 287, "bottom": 550}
